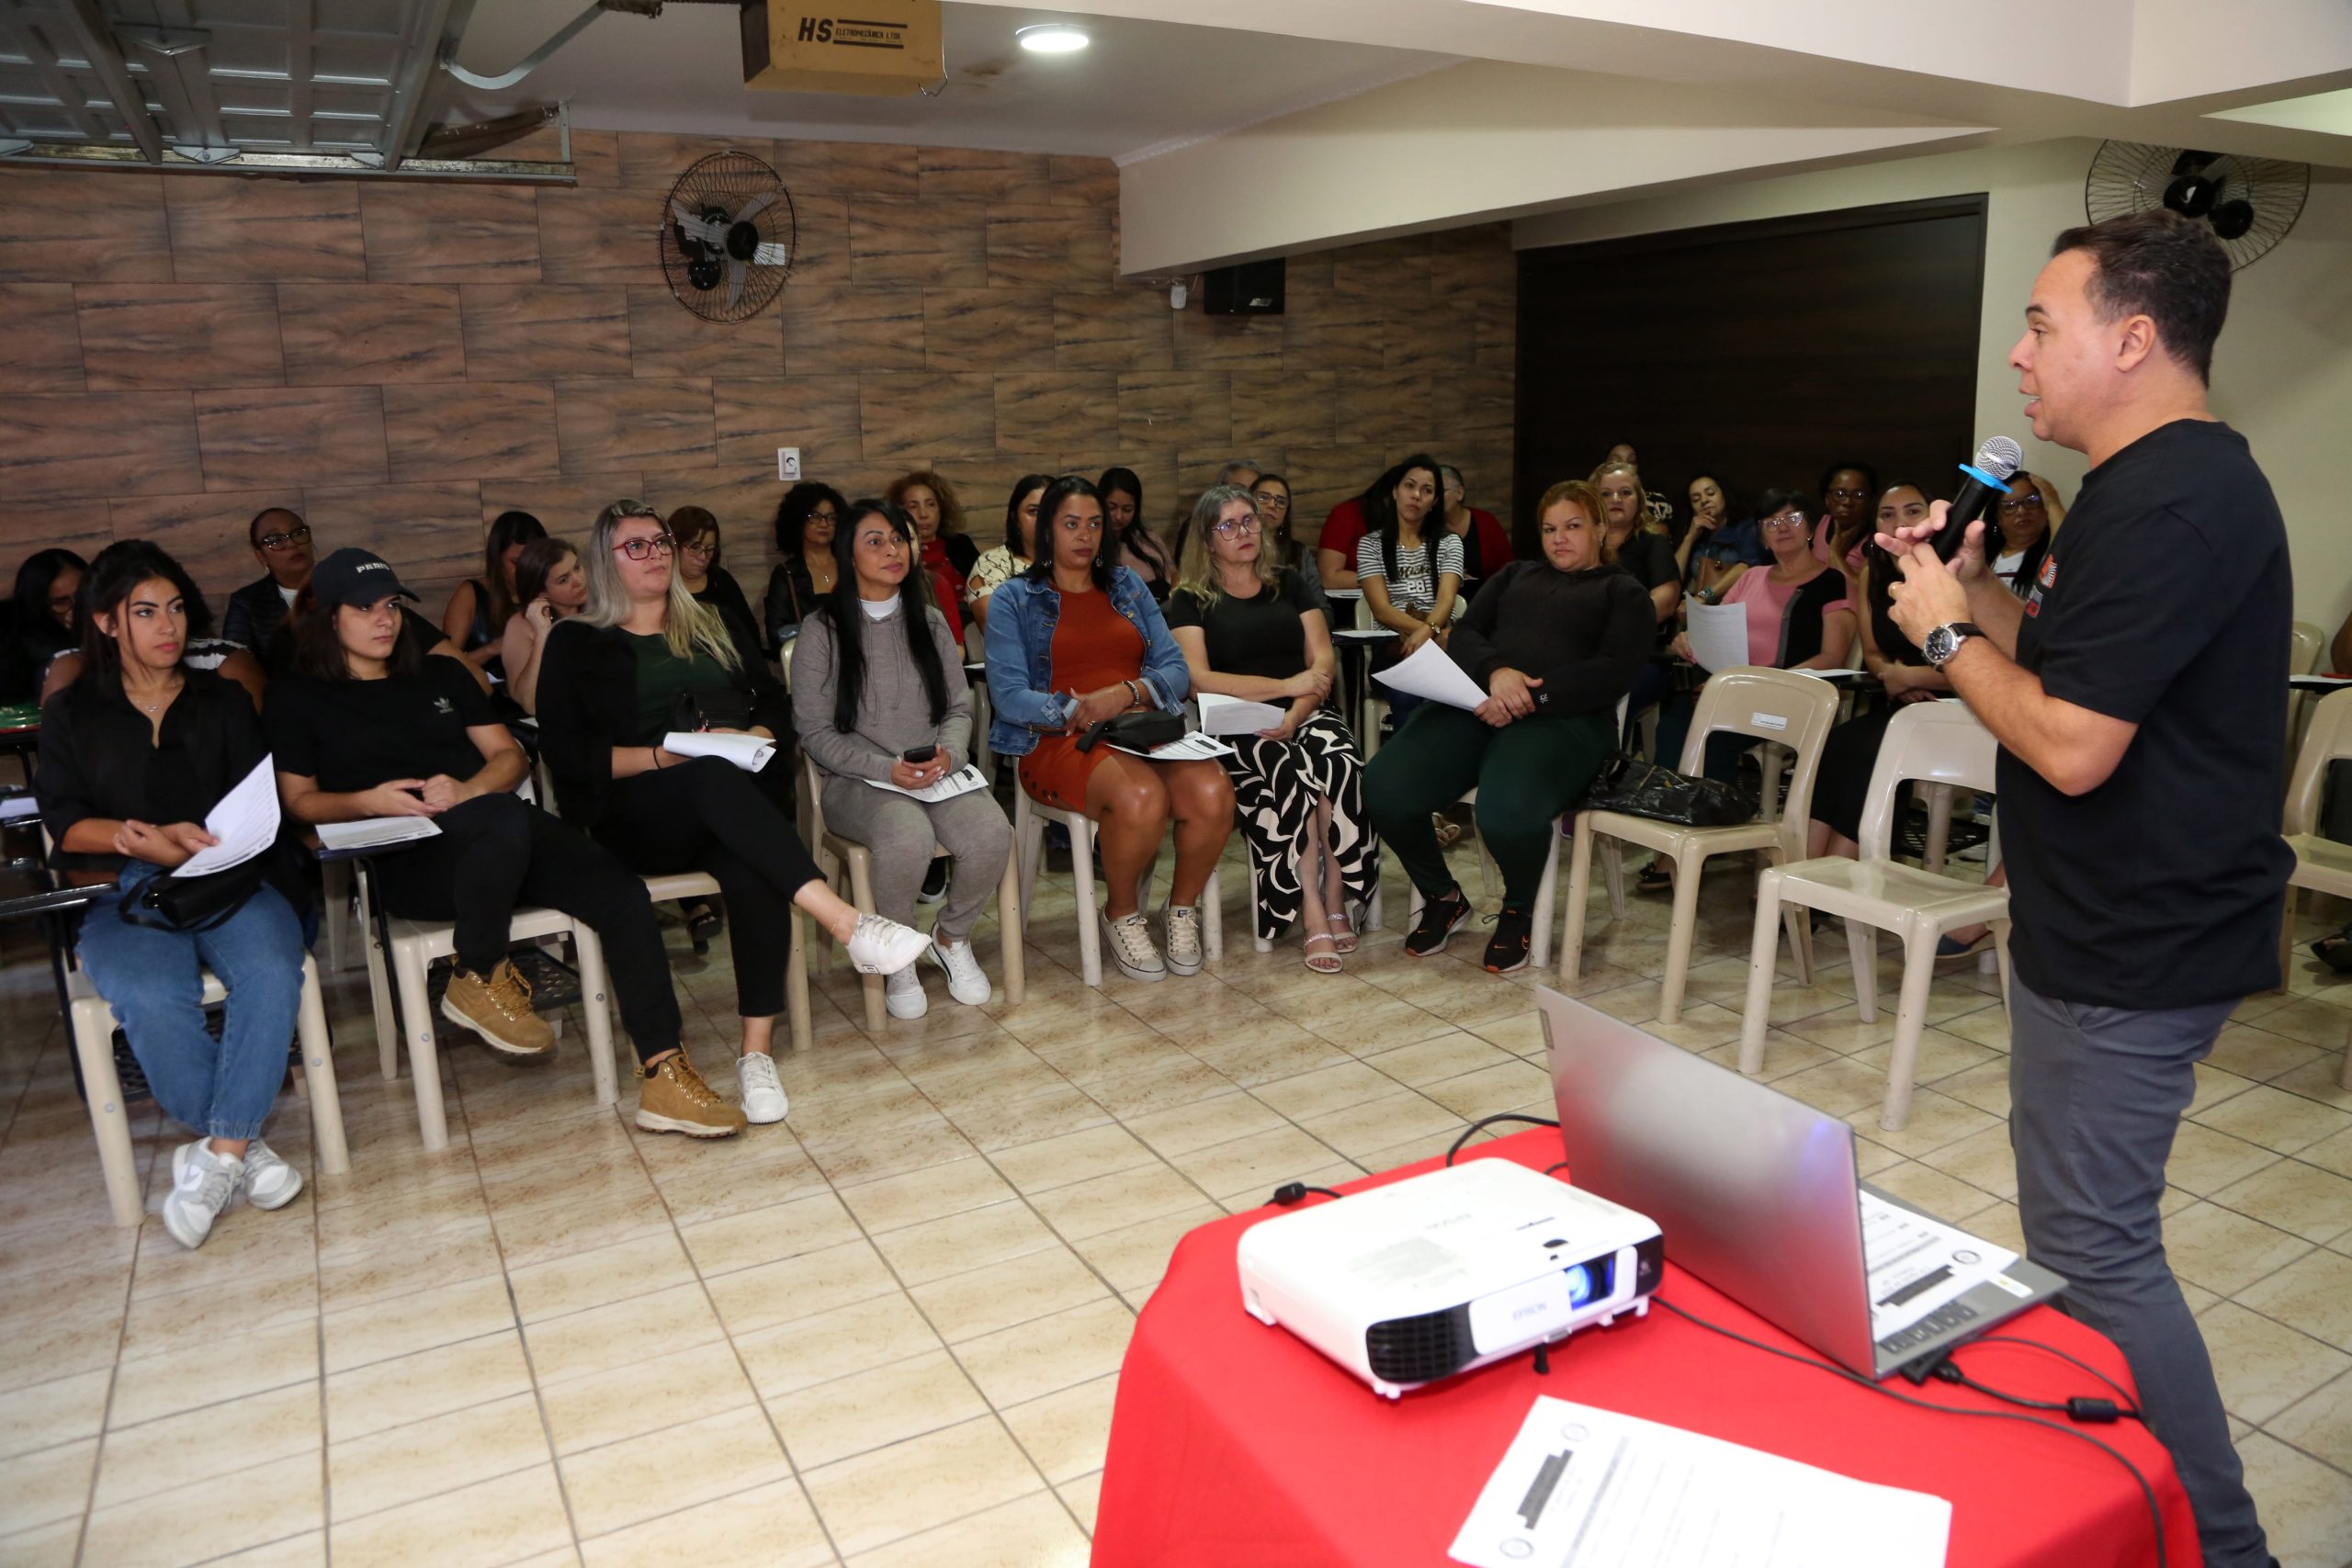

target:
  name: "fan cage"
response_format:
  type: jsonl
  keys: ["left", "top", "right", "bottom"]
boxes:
{"left": 659, "top": 150, "right": 797, "bottom": 323}
{"left": 2083, "top": 141, "right": 2308, "bottom": 272}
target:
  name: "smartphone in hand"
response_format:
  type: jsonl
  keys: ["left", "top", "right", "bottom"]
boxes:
{"left": 902, "top": 745, "right": 937, "bottom": 763}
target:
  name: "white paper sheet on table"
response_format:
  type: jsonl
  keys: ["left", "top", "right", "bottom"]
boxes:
{"left": 1859, "top": 1190, "right": 2020, "bottom": 1339}
{"left": 1108, "top": 731, "right": 1235, "bottom": 761}
{"left": 0, "top": 795, "right": 37, "bottom": 821}
{"left": 1331, "top": 627, "right": 1396, "bottom": 643}
{"left": 1450, "top": 1396, "right": 1951, "bottom": 1568}
{"left": 175, "top": 756, "right": 280, "bottom": 876}
{"left": 1683, "top": 600, "right": 1752, "bottom": 675}
{"left": 317, "top": 817, "right": 443, "bottom": 852}
{"left": 1370, "top": 639, "right": 1487, "bottom": 711}
{"left": 1197, "top": 693, "right": 1287, "bottom": 736}
{"left": 866, "top": 763, "right": 989, "bottom": 803}
{"left": 662, "top": 730, "right": 775, "bottom": 773}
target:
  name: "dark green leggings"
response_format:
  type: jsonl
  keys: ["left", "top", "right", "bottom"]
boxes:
{"left": 1363, "top": 704, "right": 1616, "bottom": 909}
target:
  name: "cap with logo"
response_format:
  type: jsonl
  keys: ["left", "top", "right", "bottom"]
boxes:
{"left": 311, "top": 548, "right": 420, "bottom": 610}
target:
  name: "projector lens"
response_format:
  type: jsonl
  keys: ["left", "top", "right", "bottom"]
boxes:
{"left": 1563, "top": 1264, "right": 1595, "bottom": 1307}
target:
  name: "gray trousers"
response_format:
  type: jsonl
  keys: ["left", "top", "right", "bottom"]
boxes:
{"left": 2009, "top": 979, "right": 2267, "bottom": 1568}
{"left": 817, "top": 775, "right": 1012, "bottom": 944}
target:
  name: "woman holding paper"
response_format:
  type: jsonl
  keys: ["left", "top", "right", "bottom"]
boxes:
{"left": 1363, "top": 480, "right": 1653, "bottom": 975}
{"left": 536, "top": 504, "right": 930, "bottom": 1123}
{"left": 1168, "top": 486, "right": 1375, "bottom": 972}
{"left": 37, "top": 541, "right": 311, "bottom": 1249}
{"left": 793, "top": 500, "right": 1011, "bottom": 1020}
{"left": 986, "top": 475, "right": 1233, "bottom": 984}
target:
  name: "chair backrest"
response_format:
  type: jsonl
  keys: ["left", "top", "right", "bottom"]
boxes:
{"left": 1681, "top": 668, "right": 1841, "bottom": 854}
{"left": 2284, "top": 687, "right": 2352, "bottom": 837}
{"left": 2290, "top": 621, "right": 2326, "bottom": 676}
{"left": 1854, "top": 702, "right": 1998, "bottom": 862}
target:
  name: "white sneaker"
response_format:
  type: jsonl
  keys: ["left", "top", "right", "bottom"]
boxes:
{"left": 736, "top": 1052, "right": 788, "bottom": 1124}
{"left": 238, "top": 1138, "right": 303, "bottom": 1211}
{"left": 1102, "top": 911, "right": 1165, "bottom": 983}
{"left": 163, "top": 1142, "right": 243, "bottom": 1250}
{"left": 1163, "top": 904, "right": 1204, "bottom": 976}
{"left": 846, "top": 914, "right": 932, "bottom": 976}
{"left": 927, "top": 937, "right": 991, "bottom": 1006}
{"left": 884, "top": 964, "right": 930, "bottom": 1019}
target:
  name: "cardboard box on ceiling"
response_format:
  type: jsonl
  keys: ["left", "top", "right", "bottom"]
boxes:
{"left": 741, "top": 0, "right": 944, "bottom": 96}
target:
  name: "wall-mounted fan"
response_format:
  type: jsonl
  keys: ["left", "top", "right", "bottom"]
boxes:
{"left": 661, "top": 151, "right": 797, "bottom": 322}
{"left": 2085, "top": 141, "right": 2309, "bottom": 272}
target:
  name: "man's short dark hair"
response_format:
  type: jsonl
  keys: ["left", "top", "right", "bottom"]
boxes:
{"left": 249, "top": 506, "right": 302, "bottom": 547}
{"left": 2050, "top": 209, "right": 2232, "bottom": 384}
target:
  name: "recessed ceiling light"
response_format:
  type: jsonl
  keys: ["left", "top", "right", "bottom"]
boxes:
{"left": 1016, "top": 23, "right": 1090, "bottom": 54}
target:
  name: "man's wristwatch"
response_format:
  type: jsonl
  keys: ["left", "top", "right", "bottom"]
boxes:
{"left": 1922, "top": 622, "right": 1984, "bottom": 669}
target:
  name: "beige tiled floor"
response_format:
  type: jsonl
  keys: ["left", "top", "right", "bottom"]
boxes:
{"left": 3, "top": 836, "right": 2351, "bottom": 1566}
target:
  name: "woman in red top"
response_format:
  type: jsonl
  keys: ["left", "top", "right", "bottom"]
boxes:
{"left": 888, "top": 470, "right": 972, "bottom": 646}
{"left": 1439, "top": 464, "right": 1514, "bottom": 601}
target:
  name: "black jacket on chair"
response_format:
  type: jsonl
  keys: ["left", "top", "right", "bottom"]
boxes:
{"left": 534, "top": 617, "right": 790, "bottom": 829}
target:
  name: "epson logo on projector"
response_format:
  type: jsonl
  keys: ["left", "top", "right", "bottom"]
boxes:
{"left": 796, "top": 17, "right": 909, "bottom": 48}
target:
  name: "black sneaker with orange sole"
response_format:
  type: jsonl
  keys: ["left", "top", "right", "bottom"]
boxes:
{"left": 1483, "top": 908, "right": 1533, "bottom": 975}
{"left": 1404, "top": 889, "right": 1473, "bottom": 958}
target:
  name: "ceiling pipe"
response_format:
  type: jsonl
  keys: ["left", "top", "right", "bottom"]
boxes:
{"left": 60, "top": 0, "right": 167, "bottom": 163}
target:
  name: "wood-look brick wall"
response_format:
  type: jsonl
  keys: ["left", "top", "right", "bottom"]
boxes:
{"left": 0, "top": 130, "right": 1514, "bottom": 617}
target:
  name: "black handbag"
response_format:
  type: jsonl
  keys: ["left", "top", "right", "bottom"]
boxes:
{"left": 1577, "top": 753, "right": 1758, "bottom": 829}
{"left": 120, "top": 858, "right": 269, "bottom": 934}
{"left": 1075, "top": 709, "right": 1186, "bottom": 754}
{"left": 670, "top": 687, "right": 753, "bottom": 734}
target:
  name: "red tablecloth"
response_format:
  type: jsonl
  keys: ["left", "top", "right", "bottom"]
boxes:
{"left": 1093, "top": 1129, "right": 2195, "bottom": 1567}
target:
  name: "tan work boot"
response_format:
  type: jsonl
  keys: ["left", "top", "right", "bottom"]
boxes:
{"left": 441, "top": 959, "right": 556, "bottom": 1057}
{"left": 636, "top": 1052, "right": 747, "bottom": 1138}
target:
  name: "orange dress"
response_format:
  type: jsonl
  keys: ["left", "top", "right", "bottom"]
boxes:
{"left": 1018, "top": 586, "right": 1148, "bottom": 812}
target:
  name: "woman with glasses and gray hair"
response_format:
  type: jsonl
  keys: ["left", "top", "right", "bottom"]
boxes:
{"left": 537, "top": 502, "right": 932, "bottom": 1126}
{"left": 1167, "top": 485, "right": 1375, "bottom": 973}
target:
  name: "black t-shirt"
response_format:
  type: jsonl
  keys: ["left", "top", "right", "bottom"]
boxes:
{"left": 1613, "top": 530, "right": 1679, "bottom": 592}
{"left": 266, "top": 653, "right": 495, "bottom": 794}
{"left": 2002, "top": 419, "right": 2294, "bottom": 1008}
{"left": 1163, "top": 570, "right": 1319, "bottom": 682}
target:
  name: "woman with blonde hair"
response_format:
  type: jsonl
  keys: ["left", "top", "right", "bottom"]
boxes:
{"left": 1167, "top": 485, "right": 1374, "bottom": 972}
{"left": 536, "top": 502, "right": 931, "bottom": 1127}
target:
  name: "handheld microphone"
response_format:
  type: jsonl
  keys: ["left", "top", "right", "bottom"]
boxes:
{"left": 1936, "top": 436, "right": 2023, "bottom": 560}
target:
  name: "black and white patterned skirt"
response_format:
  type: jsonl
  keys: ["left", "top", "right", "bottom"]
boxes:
{"left": 1223, "top": 710, "right": 1380, "bottom": 942}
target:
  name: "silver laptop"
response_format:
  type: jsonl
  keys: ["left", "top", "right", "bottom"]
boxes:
{"left": 1537, "top": 987, "right": 2065, "bottom": 1379}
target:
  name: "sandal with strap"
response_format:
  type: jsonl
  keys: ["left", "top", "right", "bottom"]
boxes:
{"left": 1324, "top": 912, "right": 1359, "bottom": 955}
{"left": 1433, "top": 812, "right": 1465, "bottom": 851}
{"left": 1303, "top": 931, "right": 1344, "bottom": 976}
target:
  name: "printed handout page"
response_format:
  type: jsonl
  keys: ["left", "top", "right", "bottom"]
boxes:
{"left": 866, "top": 764, "right": 989, "bottom": 803}
{"left": 175, "top": 756, "right": 280, "bottom": 876}
{"left": 1859, "top": 1191, "right": 2020, "bottom": 1340}
{"left": 1371, "top": 640, "right": 1488, "bottom": 711}
{"left": 1450, "top": 1397, "right": 1951, "bottom": 1568}
{"left": 1683, "top": 601, "right": 1752, "bottom": 675}
{"left": 317, "top": 817, "right": 443, "bottom": 852}
{"left": 662, "top": 730, "right": 775, "bottom": 773}
{"left": 1108, "top": 731, "right": 1236, "bottom": 761}
{"left": 1197, "top": 693, "right": 1288, "bottom": 736}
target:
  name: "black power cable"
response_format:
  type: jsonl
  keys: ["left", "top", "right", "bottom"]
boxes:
{"left": 1443, "top": 1112, "right": 1560, "bottom": 1167}
{"left": 1649, "top": 1296, "right": 2166, "bottom": 1566}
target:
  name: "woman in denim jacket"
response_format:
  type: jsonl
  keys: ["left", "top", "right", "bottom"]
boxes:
{"left": 986, "top": 475, "right": 1235, "bottom": 983}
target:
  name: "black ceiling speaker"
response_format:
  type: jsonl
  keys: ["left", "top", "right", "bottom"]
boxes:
{"left": 1203, "top": 258, "right": 1285, "bottom": 316}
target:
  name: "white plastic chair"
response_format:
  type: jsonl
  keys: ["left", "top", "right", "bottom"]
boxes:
{"left": 1012, "top": 785, "right": 1221, "bottom": 988}
{"left": 1737, "top": 702, "right": 2011, "bottom": 1130}
{"left": 2282, "top": 687, "right": 2352, "bottom": 1090}
{"left": 1563, "top": 669, "right": 1839, "bottom": 1022}
{"left": 801, "top": 753, "right": 1023, "bottom": 1030}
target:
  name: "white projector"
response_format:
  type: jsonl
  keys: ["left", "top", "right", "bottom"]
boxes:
{"left": 1238, "top": 1160, "right": 1663, "bottom": 1399}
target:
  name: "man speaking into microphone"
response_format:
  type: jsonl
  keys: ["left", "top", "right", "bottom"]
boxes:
{"left": 1880, "top": 208, "right": 2289, "bottom": 1568}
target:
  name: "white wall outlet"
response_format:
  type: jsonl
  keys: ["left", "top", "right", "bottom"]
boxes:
{"left": 777, "top": 446, "right": 802, "bottom": 481}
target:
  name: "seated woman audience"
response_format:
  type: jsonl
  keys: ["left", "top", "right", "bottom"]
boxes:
{"left": 668, "top": 505, "right": 762, "bottom": 653}
{"left": 1990, "top": 471, "right": 2063, "bottom": 595}
{"left": 1595, "top": 459, "right": 1681, "bottom": 726}
{"left": 1248, "top": 473, "right": 1324, "bottom": 602}
{"left": 1364, "top": 480, "right": 1651, "bottom": 974}
{"left": 967, "top": 473, "right": 1051, "bottom": 636}
{"left": 37, "top": 541, "right": 311, "bottom": 1248}
{"left": 1808, "top": 483, "right": 1950, "bottom": 863}
{"left": 221, "top": 509, "right": 311, "bottom": 656}
{"left": 985, "top": 476, "right": 1234, "bottom": 983}
{"left": 1101, "top": 467, "right": 1174, "bottom": 604}
{"left": 537, "top": 503, "right": 929, "bottom": 1121}
{"left": 1438, "top": 465, "right": 1513, "bottom": 601}
{"left": 35, "top": 552, "right": 265, "bottom": 708}
{"left": 792, "top": 500, "right": 1012, "bottom": 1019}
{"left": 1359, "top": 455, "right": 1463, "bottom": 727}
{"left": 268, "top": 548, "right": 743, "bottom": 1135}
{"left": 3, "top": 547, "right": 85, "bottom": 704}
{"left": 1814, "top": 461, "right": 1879, "bottom": 578}
{"left": 1167, "top": 486, "right": 1375, "bottom": 973}
{"left": 889, "top": 470, "right": 976, "bottom": 640}
{"left": 441, "top": 510, "right": 546, "bottom": 678}
{"left": 1677, "top": 475, "right": 1764, "bottom": 603}
{"left": 767, "top": 482, "right": 845, "bottom": 649}
{"left": 499, "top": 536, "right": 589, "bottom": 714}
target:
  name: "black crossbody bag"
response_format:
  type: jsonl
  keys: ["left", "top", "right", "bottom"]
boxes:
{"left": 120, "top": 859, "right": 269, "bottom": 934}
{"left": 1577, "top": 754, "right": 1758, "bottom": 829}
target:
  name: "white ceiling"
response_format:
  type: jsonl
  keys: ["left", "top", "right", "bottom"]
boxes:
{"left": 444, "top": 3, "right": 1457, "bottom": 162}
